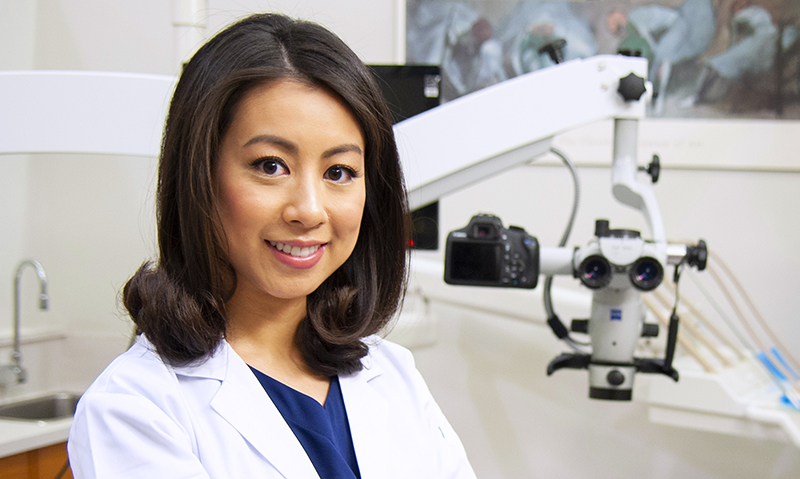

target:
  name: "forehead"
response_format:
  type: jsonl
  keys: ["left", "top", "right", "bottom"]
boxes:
{"left": 225, "top": 80, "right": 364, "bottom": 146}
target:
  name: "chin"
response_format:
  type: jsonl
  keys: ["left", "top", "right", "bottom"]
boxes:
{"left": 266, "top": 281, "right": 326, "bottom": 301}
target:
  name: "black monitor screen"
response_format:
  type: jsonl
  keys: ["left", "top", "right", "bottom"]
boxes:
{"left": 370, "top": 64, "right": 442, "bottom": 250}
{"left": 449, "top": 242, "right": 501, "bottom": 282}
{"left": 369, "top": 65, "right": 441, "bottom": 124}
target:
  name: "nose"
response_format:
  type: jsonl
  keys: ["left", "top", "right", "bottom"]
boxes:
{"left": 283, "top": 176, "right": 326, "bottom": 228}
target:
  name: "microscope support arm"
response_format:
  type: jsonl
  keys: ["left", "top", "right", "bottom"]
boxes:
{"left": 612, "top": 119, "right": 666, "bottom": 243}
{"left": 395, "top": 55, "right": 651, "bottom": 211}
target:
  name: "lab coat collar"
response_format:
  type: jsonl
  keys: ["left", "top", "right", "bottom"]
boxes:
{"left": 151, "top": 338, "right": 314, "bottom": 478}
{"left": 134, "top": 334, "right": 228, "bottom": 380}
{"left": 340, "top": 341, "right": 390, "bottom": 479}
{"left": 159, "top": 336, "right": 390, "bottom": 478}
{"left": 207, "top": 341, "right": 320, "bottom": 478}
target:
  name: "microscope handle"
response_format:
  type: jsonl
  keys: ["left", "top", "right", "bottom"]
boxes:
{"left": 546, "top": 353, "right": 591, "bottom": 375}
{"left": 633, "top": 358, "right": 679, "bottom": 381}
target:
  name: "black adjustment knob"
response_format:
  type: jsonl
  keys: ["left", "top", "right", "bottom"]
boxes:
{"left": 641, "top": 323, "right": 659, "bottom": 337}
{"left": 595, "top": 219, "right": 610, "bottom": 238}
{"left": 618, "top": 49, "right": 642, "bottom": 58}
{"left": 687, "top": 240, "right": 708, "bottom": 271}
{"left": 638, "top": 155, "right": 660, "bottom": 183}
{"left": 538, "top": 39, "right": 567, "bottom": 64}
{"left": 617, "top": 73, "right": 647, "bottom": 101}
{"left": 571, "top": 319, "right": 589, "bottom": 334}
{"left": 607, "top": 370, "right": 625, "bottom": 386}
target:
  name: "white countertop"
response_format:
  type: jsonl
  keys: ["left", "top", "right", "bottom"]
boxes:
{"left": 0, "top": 416, "right": 72, "bottom": 458}
{"left": 0, "top": 331, "right": 126, "bottom": 459}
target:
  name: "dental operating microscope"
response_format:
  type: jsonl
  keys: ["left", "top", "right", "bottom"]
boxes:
{"left": 394, "top": 53, "right": 707, "bottom": 400}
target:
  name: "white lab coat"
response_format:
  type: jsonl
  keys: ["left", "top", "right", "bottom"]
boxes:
{"left": 68, "top": 335, "right": 476, "bottom": 479}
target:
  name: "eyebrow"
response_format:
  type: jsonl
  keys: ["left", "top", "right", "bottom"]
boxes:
{"left": 243, "top": 135, "right": 363, "bottom": 158}
{"left": 243, "top": 135, "right": 298, "bottom": 155}
{"left": 322, "top": 144, "right": 363, "bottom": 159}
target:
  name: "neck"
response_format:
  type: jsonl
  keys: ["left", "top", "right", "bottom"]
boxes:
{"left": 224, "top": 285, "right": 308, "bottom": 368}
{"left": 224, "top": 288, "right": 331, "bottom": 404}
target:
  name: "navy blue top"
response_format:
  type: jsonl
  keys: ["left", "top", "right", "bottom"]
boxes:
{"left": 249, "top": 367, "right": 360, "bottom": 479}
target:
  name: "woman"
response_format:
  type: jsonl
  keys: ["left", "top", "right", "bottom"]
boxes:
{"left": 68, "top": 13, "right": 476, "bottom": 479}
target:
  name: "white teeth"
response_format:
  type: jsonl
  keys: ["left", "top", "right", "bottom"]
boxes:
{"left": 268, "top": 241, "right": 320, "bottom": 258}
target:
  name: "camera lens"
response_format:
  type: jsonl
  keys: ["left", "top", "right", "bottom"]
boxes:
{"left": 578, "top": 255, "right": 612, "bottom": 289}
{"left": 629, "top": 257, "right": 663, "bottom": 291}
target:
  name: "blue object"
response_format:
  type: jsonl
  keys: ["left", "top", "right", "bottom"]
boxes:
{"left": 758, "top": 351, "right": 787, "bottom": 381}
{"left": 250, "top": 367, "right": 361, "bottom": 479}
{"left": 771, "top": 348, "right": 800, "bottom": 381}
{"left": 610, "top": 309, "right": 622, "bottom": 321}
{"left": 780, "top": 394, "right": 800, "bottom": 411}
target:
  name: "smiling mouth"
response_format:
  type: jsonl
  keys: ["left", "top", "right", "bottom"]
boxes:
{"left": 268, "top": 241, "right": 322, "bottom": 258}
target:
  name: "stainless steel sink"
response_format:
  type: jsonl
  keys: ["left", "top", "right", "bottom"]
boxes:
{"left": 0, "top": 392, "right": 81, "bottom": 421}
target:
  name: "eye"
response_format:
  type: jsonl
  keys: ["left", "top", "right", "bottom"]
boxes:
{"left": 253, "top": 157, "right": 289, "bottom": 176}
{"left": 324, "top": 165, "right": 359, "bottom": 183}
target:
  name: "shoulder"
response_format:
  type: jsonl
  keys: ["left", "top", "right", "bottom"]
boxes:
{"left": 68, "top": 337, "right": 219, "bottom": 477}
{"left": 353, "top": 337, "right": 478, "bottom": 478}
{"left": 74, "top": 335, "right": 229, "bottom": 433}
{"left": 361, "top": 336, "right": 420, "bottom": 383}
{"left": 364, "top": 335, "right": 415, "bottom": 366}
{"left": 81, "top": 336, "right": 178, "bottom": 397}
{"left": 355, "top": 336, "right": 432, "bottom": 410}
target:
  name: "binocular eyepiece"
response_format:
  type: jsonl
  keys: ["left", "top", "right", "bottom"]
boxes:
{"left": 577, "top": 255, "right": 612, "bottom": 289}
{"left": 577, "top": 254, "right": 663, "bottom": 291}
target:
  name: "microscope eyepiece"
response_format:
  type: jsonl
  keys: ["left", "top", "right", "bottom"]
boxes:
{"left": 629, "top": 256, "right": 663, "bottom": 291}
{"left": 578, "top": 255, "right": 612, "bottom": 289}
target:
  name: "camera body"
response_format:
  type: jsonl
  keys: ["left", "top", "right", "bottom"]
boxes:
{"left": 444, "top": 214, "right": 539, "bottom": 288}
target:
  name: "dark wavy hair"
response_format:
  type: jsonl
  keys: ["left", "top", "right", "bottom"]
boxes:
{"left": 123, "top": 13, "right": 409, "bottom": 375}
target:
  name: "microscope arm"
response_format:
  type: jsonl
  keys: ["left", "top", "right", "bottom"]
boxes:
{"left": 613, "top": 120, "right": 666, "bottom": 243}
{"left": 394, "top": 55, "right": 651, "bottom": 211}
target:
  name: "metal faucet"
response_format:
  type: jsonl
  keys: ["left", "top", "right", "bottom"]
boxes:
{"left": 1, "top": 259, "right": 48, "bottom": 386}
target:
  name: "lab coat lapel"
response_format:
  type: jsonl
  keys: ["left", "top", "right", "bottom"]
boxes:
{"left": 340, "top": 355, "right": 390, "bottom": 479}
{"left": 208, "top": 342, "right": 320, "bottom": 479}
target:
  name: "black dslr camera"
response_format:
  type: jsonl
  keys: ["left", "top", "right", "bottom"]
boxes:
{"left": 444, "top": 214, "right": 539, "bottom": 288}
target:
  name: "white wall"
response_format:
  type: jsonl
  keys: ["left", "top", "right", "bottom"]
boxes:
{"left": 0, "top": 0, "right": 799, "bottom": 477}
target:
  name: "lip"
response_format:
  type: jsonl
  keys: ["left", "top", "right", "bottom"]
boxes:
{"left": 267, "top": 240, "right": 326, "bottom": 269}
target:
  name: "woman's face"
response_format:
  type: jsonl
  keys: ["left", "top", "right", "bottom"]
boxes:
{"left": 216, "top": 80, "right": 366, "bottom": 305}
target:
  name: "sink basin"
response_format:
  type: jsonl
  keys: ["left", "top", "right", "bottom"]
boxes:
{"left": 0, "top": 392, "right": 81, "bottom": 421}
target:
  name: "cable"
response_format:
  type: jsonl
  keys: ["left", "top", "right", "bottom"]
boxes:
{"left": 686, "top": 268, "right": 800, "bottom": 407}
{"left": 661, "top": 280, "right": 747, "bottom": 361}
{"left": 548, "top": 148, "right": 581, "bottom": 247}
{"left": 661, "top": 262, "right": 687, "bottom": 372}
{"left": 542, "top": 148, "right": 589, "bottom": 352}
{"left": 706, "top": 264, "right": 766, "bottom": 352}
{"left": 671, "top": 263, "right": 683, "bottom": 315}
{"left": 642, "top": 295, "right": 716, "bottom": 373}
{"left": 686, "top": 269, "right": 758, "bottom": 355}
{"left": 651, "top": 289, "right": 734, "bottom": 368}
{"left": 705, "top": 255, "right": 800, "bottom": 394}
{"left": 709, "top": 252, "right": 800, "bottom": 375}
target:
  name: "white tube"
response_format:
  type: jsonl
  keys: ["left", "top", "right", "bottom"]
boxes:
{"left": 540, "top": 247, "right": 574, "bottom": 276}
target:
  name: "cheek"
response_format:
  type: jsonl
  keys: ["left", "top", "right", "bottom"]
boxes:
{"left": 332, "top": 189, "right": 367, "bottom": 242}
{"left": 217, "top": 184, "right": 267, "bottom": 246}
